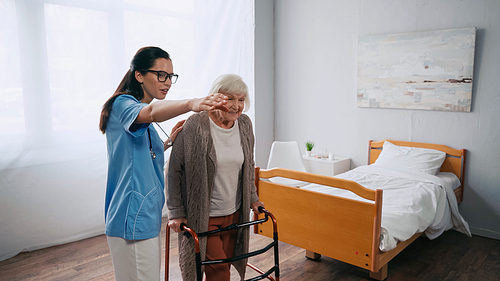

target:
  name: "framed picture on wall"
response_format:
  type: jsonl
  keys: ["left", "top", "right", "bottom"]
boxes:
{"left": 357, "top": 27, "right": 476, "bottom": 112}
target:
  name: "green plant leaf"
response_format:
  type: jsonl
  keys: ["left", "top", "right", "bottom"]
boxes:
{"left": 306, "top": 140, "right": 315, "bottom": 151}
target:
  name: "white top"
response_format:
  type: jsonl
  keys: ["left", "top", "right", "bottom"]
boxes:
{"left": 209, "top": 118, "right": 244, "bottom": 217}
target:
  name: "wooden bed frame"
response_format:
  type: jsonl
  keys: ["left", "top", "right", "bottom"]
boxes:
{"left": 254, "top": 140, "right": 466, "bottom": 280}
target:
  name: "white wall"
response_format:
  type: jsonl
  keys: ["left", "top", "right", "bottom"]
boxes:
{"left": 266, "top": 0, "right": 500, "bottom": 239}
{"left": 254, "top": 0, "right": 275, "bottom": 168}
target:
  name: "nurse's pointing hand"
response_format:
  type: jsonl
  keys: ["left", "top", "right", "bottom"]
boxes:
{"left": 191, "top": 93, "right": 229, "bottom": 112}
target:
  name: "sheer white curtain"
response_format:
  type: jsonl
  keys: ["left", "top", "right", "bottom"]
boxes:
{"left": 0, "top": 0, "right": 254, "bottom": 261}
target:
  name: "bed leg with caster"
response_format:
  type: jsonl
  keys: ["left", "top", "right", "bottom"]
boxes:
{"left": 369, "top": 263, "right": 388, "bottom": 280}
{"left": 305, "top": 250, "right": 321, "bottom": 260}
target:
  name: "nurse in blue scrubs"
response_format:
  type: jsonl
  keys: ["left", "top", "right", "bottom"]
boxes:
{"left": 98, "top": 46, "right": 228, "bottom": 281}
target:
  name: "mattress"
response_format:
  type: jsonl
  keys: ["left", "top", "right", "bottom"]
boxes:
{"left": 300, "top": 165, "right": 471, "bottom": 251}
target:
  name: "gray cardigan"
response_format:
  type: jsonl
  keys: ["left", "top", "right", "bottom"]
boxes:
{"left": 166, "top": 112, "right": 259, "bottom": 281}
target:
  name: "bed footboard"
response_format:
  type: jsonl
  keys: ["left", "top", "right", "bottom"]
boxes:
{"left": 254, "top": 167, "right": 384, "bottom": 274}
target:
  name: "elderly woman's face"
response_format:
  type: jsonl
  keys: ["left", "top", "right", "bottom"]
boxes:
{"left": 220, "top": 92, "right": 245, "bottom": 122}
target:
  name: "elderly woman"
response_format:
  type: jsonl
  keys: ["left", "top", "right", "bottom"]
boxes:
{"left": 166, "top": 74, "right": 264, "bottom": 281}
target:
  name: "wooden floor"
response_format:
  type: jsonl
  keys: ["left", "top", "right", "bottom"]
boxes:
{"left": 1, "top": 218, "right": 499, "bottom": 281}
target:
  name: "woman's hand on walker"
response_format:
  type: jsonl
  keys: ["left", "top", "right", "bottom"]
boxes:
{"left": 168, "top": 218, "right": 188, "bottom": 233}
{"left": 191, "top": 93, "right": 229, "bottom": 112}
{"left": 250, "top": 201, "right": 265, "bottom": 214}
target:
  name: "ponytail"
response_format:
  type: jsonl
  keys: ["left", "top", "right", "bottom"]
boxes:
{"left": 99, "top": 70, "right": 141, "bottom": 133}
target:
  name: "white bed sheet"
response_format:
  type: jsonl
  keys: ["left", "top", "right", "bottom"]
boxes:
{"left": 436, "top": 172, "right": 461, "bottom": 190}
{"left": 301, "top": 165, "right": 471, "bottom": 251}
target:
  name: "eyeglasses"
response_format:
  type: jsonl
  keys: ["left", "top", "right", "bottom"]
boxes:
{"left": 143, "top": 70, "right": 178, "bottom": 84}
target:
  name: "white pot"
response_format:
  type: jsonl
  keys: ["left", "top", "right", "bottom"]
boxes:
{"left": 306, "top": 151, "right": 312, "bottom": 157}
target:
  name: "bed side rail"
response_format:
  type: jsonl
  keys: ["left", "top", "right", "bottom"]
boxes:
{"left": 259, "top": 167, "right": 376, "bottom": 201}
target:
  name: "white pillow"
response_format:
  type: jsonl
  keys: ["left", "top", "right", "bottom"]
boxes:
{"left": 373, "top": 141, "right": 446, "bottom": 175}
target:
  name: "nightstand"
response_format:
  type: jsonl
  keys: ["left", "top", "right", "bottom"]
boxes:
{"left": 302, "top": 155, "right": 350, "bottom": 177}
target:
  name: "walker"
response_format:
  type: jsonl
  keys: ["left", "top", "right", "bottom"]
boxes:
{"left": 165, "top": 207, "right": 280, "bottom": 281}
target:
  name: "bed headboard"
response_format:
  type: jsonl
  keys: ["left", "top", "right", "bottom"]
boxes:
{"left": 368, "top": 140, "right": 467, "bottom": 203}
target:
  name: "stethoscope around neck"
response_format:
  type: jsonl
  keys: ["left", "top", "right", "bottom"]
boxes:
{"left": 147, "top": 123, "right": 171, "bottom": 159}
{"left": 147, "top": 127, "right": 157, "bottom": 159}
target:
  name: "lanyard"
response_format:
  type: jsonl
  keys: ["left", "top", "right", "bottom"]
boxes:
{"left": 153, "top": 122, "right": 173, "bottom": 146}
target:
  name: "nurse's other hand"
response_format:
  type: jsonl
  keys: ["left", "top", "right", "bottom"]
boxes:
{"left": 168, "top": 218, "right": 188, "bottom": 233}
{"left": 168, "top": 120, "right": 185, "bottom": 146}
{"left": 191, "top": 93, "right": 229, "bottom": 112}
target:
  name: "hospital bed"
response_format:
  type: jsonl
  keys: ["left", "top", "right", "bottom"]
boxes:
{"left": 254, "top": 140, "right": 470, "bottom": 280}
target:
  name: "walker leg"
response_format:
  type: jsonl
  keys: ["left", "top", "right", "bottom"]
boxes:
{"left": 247, "top": 263, "right": 275, "bottom": 281}
{"left": 165, "top": 225, "right": 170, "bottom": 281}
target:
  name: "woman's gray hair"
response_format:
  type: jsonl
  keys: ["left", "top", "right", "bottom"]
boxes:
{"left": 208, "top": 74, "right": 250, "bottom": 112}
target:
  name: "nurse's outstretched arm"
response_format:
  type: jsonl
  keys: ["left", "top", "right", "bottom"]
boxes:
{"left": 135, "top": 94, "right": 228, "bottom": 124}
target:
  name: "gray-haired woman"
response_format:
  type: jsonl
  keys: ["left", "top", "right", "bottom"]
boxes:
{"left": 167, "top": 74, "right": 264, "bottom": 281}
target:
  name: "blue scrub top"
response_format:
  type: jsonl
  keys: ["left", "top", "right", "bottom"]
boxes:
{"left": 104, "top": 94, "right": 165, "bottom": 240}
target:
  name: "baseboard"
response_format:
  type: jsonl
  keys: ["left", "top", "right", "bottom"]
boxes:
{"left": 470, "top": 226, "right": 500, "bottom": 240}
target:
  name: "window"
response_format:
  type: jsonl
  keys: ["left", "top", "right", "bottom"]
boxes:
{"left": 0, "top": 0, "right": 254, "bottom": 262}
{"left": 0, "top": 0, "right": 254, "bottom": 167}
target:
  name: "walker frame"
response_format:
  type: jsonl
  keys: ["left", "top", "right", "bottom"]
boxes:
{"left": 165, "top": 207, "right": 280, "bottom": 281}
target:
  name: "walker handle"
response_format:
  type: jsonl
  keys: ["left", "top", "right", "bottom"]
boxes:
{"left": 180, "top": 223, "right": 192, "bottom": 238}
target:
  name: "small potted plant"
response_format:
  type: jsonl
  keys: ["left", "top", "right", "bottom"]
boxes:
{"left": 305, "top": 140, "right": 315, "bottom": 157}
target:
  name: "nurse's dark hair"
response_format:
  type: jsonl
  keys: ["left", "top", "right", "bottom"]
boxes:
{"left": 99, "top": 46, "right": 171, "bottom": 133}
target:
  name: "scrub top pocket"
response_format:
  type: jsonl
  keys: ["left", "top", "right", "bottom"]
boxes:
{"left": 126, "top": 186, "right": 163, "bottom": 240}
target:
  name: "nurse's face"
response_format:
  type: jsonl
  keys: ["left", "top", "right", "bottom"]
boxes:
{"left": 136, "top": 58, "right": 174, "bottom": 103}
